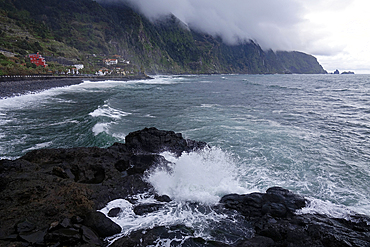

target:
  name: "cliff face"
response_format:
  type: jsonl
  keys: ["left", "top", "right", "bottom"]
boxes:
{"left": 0, "top": 0, "right": 327, "bottom": 74}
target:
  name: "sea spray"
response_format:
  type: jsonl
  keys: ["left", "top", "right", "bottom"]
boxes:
{"left": 100, "top": 147, "right": 254, "bottom": 245}
{"left": 146, "top": 147, "right": 249, "bottom": 204}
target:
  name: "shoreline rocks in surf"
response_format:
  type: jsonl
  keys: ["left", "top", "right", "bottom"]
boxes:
{"left": 0, "top": 127, "right": 369, "bottom": 246}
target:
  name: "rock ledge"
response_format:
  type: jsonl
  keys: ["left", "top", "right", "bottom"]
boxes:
{"left": 1, "top": 128, "right": 369, "bottom": 246}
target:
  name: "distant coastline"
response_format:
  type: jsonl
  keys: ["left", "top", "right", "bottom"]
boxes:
{"left": 0, "top": 74, "right": 152, "bottom": 99}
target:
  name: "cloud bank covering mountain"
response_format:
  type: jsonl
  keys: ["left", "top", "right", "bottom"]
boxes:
{"left": 100, "top": 0, "right": 370, "bottom": 73}
{"left": 106, "top": 0, "right": 306, "bottom": 50}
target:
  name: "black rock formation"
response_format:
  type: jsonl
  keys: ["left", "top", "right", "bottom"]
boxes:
{"left": 0, "top": 127, "right": 369, "bottom": 246}
{"left": 0, "top": 127, "right": 206, "bottom": 246}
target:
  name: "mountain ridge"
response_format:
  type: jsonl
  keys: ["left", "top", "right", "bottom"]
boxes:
{"left": 0, "top": 0, "right": 327, "bottom": 75}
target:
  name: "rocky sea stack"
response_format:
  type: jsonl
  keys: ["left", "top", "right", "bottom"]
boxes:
{"left": 0, "top": 128, "right": 369, "bottom": 246}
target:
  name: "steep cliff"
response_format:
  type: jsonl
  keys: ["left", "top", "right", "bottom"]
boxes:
{"left": 0, "top": 0, "right": 327, "bottom": 74}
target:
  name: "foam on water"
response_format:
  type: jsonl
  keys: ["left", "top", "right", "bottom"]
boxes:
{"left": 296, "top": 197, "right": 370, "bottom": 223}
{"left": 88, "top": 101, "right": 130, "bottom": 137}
{"left": 101, "top": 196, "right": 222, "bottom": 241}
{"left": 139, "top": 75, "right": 192, "bottom": 85}
{"left": 24, "top": 141, "right": 53, "bottom": 152}
{"left": 0, "top": 88, "right": 60, "bottom": 110}
{"left": 89, "top": 102, "right": 131, "bottom": 119}
{"left": 92, "top": 122, "right": 111, "bottom": 136}
{"left": 101, "top": 194, "right": 251, "bottom": 246}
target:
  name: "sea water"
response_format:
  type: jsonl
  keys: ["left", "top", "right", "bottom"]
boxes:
{"left": 1, "top": 74, "right": 370, "bottom": 243}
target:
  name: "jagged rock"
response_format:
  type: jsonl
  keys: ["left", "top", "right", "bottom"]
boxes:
{"left": 19, "top": 229, "right": 47, "bottom": 245}
{"left": 125, "top": 127, "right": 207, "bottom": 156}
{"left": 59, "top": 218, "right": 71, "bottom": 228}
{"left": 1, "top": 128, "right": 206, "bottom": 246}
{"left": 83, "top": 212, "right": 121, "bottom": 237}
{"left": 220, "top": 188, "right": 370, "bottom": 247}
{"left": 220, "top": 186, "right": 307, "bottom": 219}
{"left": 81, "top": 225, "right": 103, "bottom": 246}
{"left": 108, "top": 208, "right": 122, "bottom": 217}
{"left": 266, "top": 187, "right": 306, "bottom": 213}
{"left": 45, "top": 227, "right": 81, "bottom": 245}
{"left": 133, "top": 203, "right": 164, "bottom": 215}
{"left": 16, "top": 219, "right": 36, "bottom": 234}
{"left": 115, "top": 154, "right": 169, "bottom": 175}
{"left": 155, "top": 194, "right": 172, "bottom": 202}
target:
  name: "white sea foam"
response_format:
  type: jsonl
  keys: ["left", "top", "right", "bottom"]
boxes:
{"left": 296, "top": 197, "right": 358, "bottom": 220}
{"left": 0, "top": 89, "right": 59, "bottom": 110}
{"left": 89, "top": 103, "right": 131, "bottom": 119}
{"left": 89, "top": 103, "right": 131, "bottom": 136}
{"left": 112, "top": 132, "right": 126, "bottom": 141}
{"left": 100, "top": 194, "right": 241, "bottom": 246}
{"left": 100, "top": 195, "right": 225, "bottom": 236}
{"left": 200, "top": 104, "right": 219, "bottom": 108}
{"left": 0, "top": 118, "right": 12, "bottom": 126}
{"left": 92, "top": 122, "right": 111, "bottom": 136}
{"left": 24, "top": 141, "right": 53, "bottom": 152}
{"left": 136, "top": 75, "right": 191, "bottom": 85}
{"left": 146, "top": 147, "right": 250, "bottom": 204}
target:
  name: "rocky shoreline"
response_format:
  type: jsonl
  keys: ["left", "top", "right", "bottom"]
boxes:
{"left": 0, "top": 128, "right": 369, "bottom": 246}
{"left": 0, "top": 74, "right": 152, "bottom": 99}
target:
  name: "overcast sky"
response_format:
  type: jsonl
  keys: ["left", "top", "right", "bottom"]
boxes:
{"left": 116, "top": 0, "right": 370, "bottom": 73}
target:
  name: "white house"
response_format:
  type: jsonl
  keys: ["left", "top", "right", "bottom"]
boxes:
{"left": 104, "top": 59, "right": 118, "bottom": 66}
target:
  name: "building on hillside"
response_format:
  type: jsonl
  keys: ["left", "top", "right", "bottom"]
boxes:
{"left": 71, "top": 64, "right": 84, "bottom": 74}
{"left": 29, "top": 52, "right": 47, "bottom": 67}
{"left": 95, "top": 68, "right": 110, "bottom": 76}
{"left": 74, "top": 64, "right": 84, "bottom": 70}
{"left": 104, "top": 59, "right": 118, "bottom": 66}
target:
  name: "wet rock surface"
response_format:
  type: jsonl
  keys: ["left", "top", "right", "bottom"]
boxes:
{"left": 220, "top": 188, "right": 370, "bottom": 247}
{"left": 0, "top": 127, "right": 206, "bottom": 246}
{"left": 0, "top": 127, "right": 369, "bottom": 246}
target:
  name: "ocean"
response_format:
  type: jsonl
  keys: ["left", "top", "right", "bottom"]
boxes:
{"left": 1, "top": 74, "right": 370, "bottom": 243}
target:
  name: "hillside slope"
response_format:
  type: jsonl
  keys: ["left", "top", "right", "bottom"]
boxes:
{"left": 0, "top": 0, "right": 326, "bottom": 75}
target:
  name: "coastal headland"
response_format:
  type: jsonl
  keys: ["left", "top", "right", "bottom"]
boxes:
{"left": 0, "top": 127, "right": 369, "bottom": 246}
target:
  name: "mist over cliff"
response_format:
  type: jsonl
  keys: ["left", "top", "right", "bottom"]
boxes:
{"left": 0, "top": 0, "right": 327, "bottom": 74}
{"left": 98, "top": 0, "right": 307, "bottom": 51}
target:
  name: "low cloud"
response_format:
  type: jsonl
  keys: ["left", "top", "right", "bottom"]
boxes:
{"left": 98, "top": 0, "right": 358, "bottom": 61}
{"left": 116, "top": 0, "right": 307, "bottom": 51}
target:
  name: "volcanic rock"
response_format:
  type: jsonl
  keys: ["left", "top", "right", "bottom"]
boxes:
{"left": 133, "top": 203, "right": 165, "bottom": 215}
{"left": 83, "top": 211, "right": 121, "bottom": 237}
{"left": 220, "top": 187, "right": 370, "bottom": 247}
{"left": 1, "top": 128, "right": 370, "bottom": 246}
{"left": 108, "top": 207, "right": 122, "bottom": 217}
{"left": 0, "top": 127, "right": 206, "bottom": 246}
{"left": 125, "top": 127, "right": 207, "bottom": 156}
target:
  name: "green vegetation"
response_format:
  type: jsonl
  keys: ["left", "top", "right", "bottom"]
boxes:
{"left": 0, "top": 53, "right": 50, "bottom": 75}
{"left": 0, "top": 0, "right": 327, "bottom": 75}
